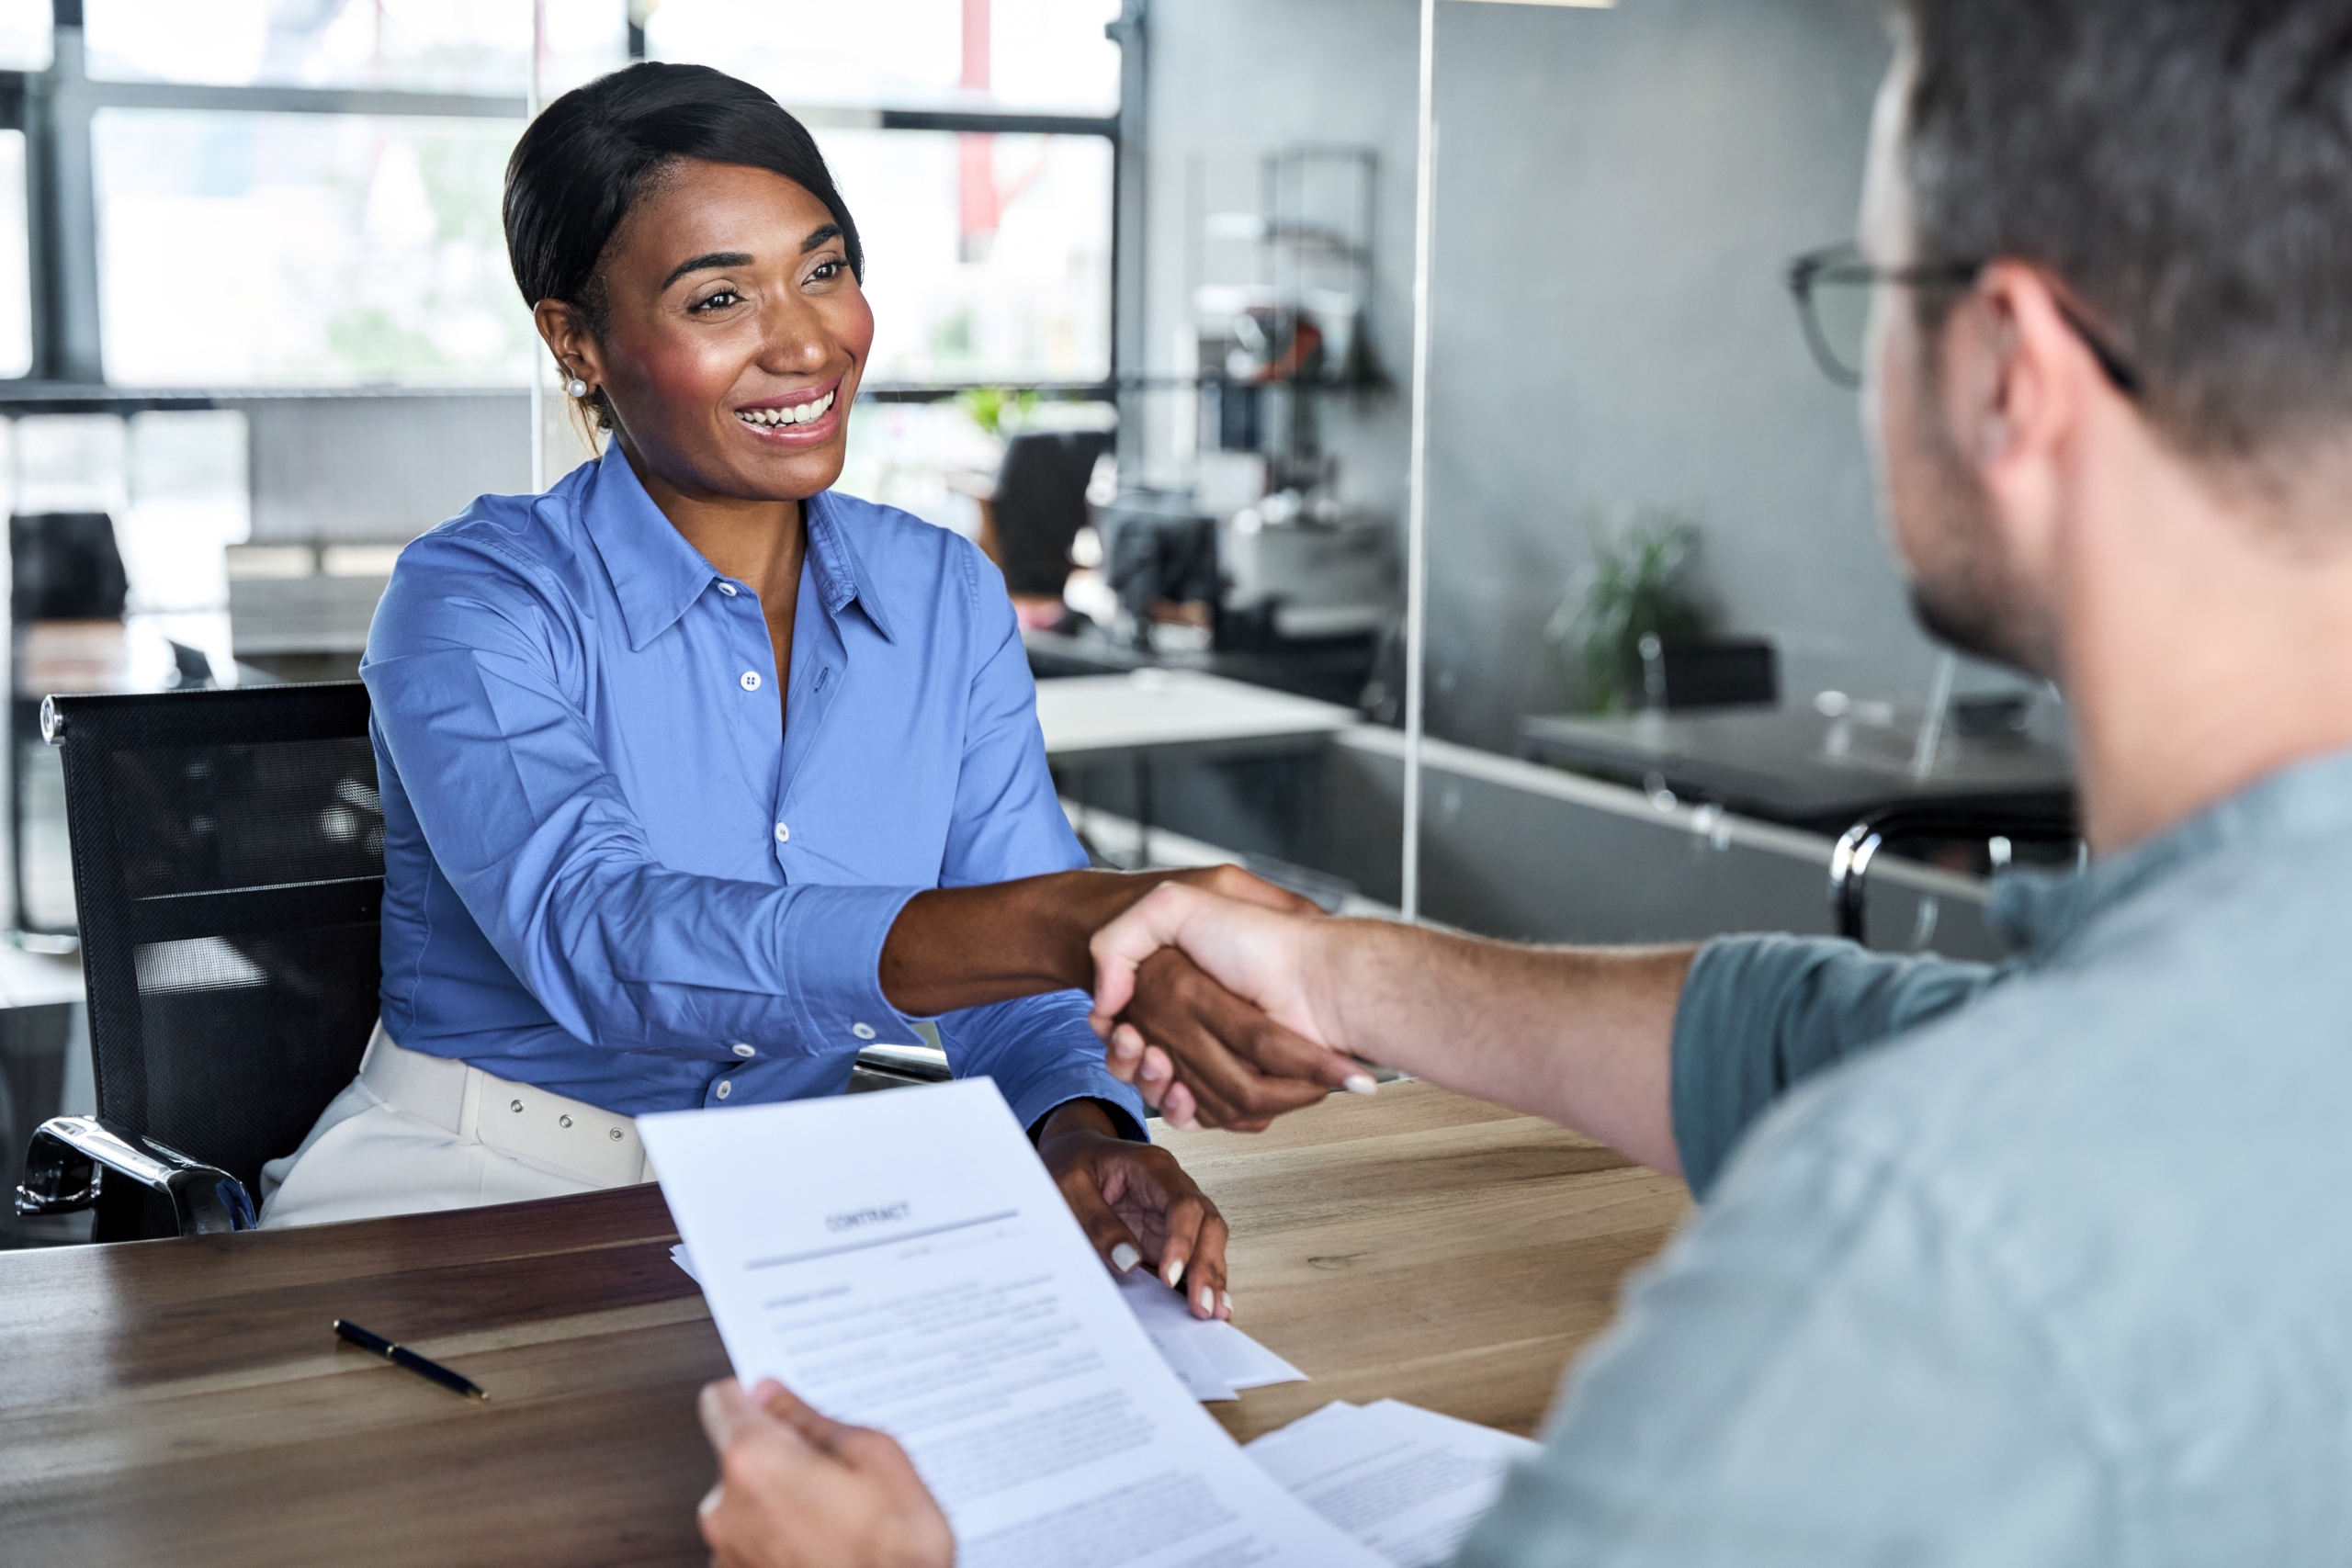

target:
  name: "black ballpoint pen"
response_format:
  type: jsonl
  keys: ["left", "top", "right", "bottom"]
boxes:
{"left": 333, "top": 1318, "right": 489, "bottom": 1401}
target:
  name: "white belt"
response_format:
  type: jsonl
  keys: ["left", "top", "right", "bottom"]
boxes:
{"left": 358, "top": 1024, "right": 654, "bottom": 1189}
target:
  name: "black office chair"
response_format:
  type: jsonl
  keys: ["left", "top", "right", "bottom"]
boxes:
{"left": 15, "top": 682, "right": 384, "bottom": 1240}
{"left": 1828, "top": 799, "right": 2078, "bottom": 946}
{"left": 993, "top": 429, "right": 1114, "bottom": 598}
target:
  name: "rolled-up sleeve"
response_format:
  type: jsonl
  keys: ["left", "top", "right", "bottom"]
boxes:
{"left": 1670, "top": 935, "right": 1997, "bottom": 1198}
{"left": 927, "top": 549, "right": 1148, "bottom": 1138}
{"left": 365, "top": 536, "right": 921, "bottom": 1064}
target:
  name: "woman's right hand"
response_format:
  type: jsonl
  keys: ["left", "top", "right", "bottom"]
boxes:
{"left": 1090, "top": 884, "right": 1371, "bottom": 1132}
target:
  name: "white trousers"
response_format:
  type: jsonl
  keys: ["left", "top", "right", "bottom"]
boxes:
{"left": 257, "top": 1022, "right": 654, "bottom": 1229}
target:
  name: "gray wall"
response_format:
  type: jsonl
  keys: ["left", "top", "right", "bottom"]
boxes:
{"left": 1144, "top": 0, "right": 2028, "bottom": 753}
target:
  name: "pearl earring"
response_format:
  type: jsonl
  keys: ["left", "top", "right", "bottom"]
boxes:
{"left": 565, "top": 377, "right": 590, "bottom": 399}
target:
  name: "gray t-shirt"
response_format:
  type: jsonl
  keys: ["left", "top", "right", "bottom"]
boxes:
{"left": 1455, "top": 748, "right": 2352, "bottom": 1566}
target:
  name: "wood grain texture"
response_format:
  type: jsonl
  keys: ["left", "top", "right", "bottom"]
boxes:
{"left": 0, "top": 1082, "right": 1685, "bottom": 1565}
{"left": 1159, "top": 1082, "right": 1690, "bottom": 1441}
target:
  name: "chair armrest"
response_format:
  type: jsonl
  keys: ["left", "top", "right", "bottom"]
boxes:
{"left": 15, "top": 1115, "right": 258, "bottom": 1235}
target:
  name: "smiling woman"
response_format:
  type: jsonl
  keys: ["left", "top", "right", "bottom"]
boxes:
{"left": 251, "top": 63, "right": 1336, "bottom": 1319}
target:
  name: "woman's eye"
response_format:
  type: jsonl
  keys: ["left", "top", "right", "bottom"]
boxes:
{"left": 808, "top": 260, "right": 844, "bottom": 283}
{"left": 692, "top": 289, "right": 742, "bottom": 312}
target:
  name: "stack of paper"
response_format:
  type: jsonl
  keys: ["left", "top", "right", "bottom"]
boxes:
{"left": 639, "top": 1079, "right": 1385, "bottom": 1568}
{"left": 670, "top": 1242, "right": 1308, "bottom": 1406}
{"left": 1247, "top": 1399, "right": 1542, "bottom": 1567}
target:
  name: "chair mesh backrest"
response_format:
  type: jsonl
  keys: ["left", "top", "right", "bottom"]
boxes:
{"left": 51, "top": 682, "right": 381, "bottom": 1239}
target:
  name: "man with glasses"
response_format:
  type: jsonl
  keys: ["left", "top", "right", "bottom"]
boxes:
{"left": 693, "top": 0, "right": 2352, "bottom": 1562}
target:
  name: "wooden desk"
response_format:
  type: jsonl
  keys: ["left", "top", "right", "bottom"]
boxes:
{"left": 0, "top": 1083, "right": 1685, "bottom": 1565}
{"left": 1163, "top": 1083, "right": 1689, "bottom": 1443}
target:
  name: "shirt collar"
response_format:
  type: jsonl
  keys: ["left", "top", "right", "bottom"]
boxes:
{"left": 805, "top": 491, "right": 897, "bottom": 645}
{"left": 1988, "top": 744, "right": 2352, "bottom": 958}
{"left": 580, "top": 445, "right": 897, "bottom": 650}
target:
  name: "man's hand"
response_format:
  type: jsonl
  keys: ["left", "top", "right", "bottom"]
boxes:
{"left": 696, "top": 1378, "right": 953, "bottom": 1568}
{"left": 1090, "top": 884, "right": 1373, "bottom": 1131}
{"left": 1037, "top": 1100, "right": 1233, "bottom": 1317}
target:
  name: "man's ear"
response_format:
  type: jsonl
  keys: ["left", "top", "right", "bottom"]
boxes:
{"left": 534, "top": 299, "right": 603, "bottom": 388}
{"left": 1942, "top": 261, "right": 2100, "bottom": 562}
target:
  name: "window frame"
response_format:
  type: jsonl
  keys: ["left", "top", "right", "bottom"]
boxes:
{"left": 0, "top": 0, "right": 1136, "bottom": 407}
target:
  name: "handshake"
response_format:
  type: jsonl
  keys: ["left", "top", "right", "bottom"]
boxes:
{"left": 1084, "top": 868, "right": 1379, "bottom": 1132}
{"left": 877, "top": 863, "right": 1393, "bottom": 1135}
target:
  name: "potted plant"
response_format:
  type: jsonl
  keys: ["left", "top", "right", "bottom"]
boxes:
{"left": 1544, "top": 506, "right": 1708, "bottom": 714}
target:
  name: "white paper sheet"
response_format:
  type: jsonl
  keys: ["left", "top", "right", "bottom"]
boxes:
{"left": 1114, "top": 1269, "right": 1309, "bottom": 1401}
{"left": 674, "top": 1239, "right": 1310, "bottom": 1404}
{"left": 639, "top": 1078, "right": 1382, "bottom": 1568}
{"left": 1246, "top": 1399, "right": 1540, "bottom": 1567}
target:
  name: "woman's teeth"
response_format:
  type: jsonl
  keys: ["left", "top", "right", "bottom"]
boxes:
{"left": 737, "top": 390, "right": 836, "bottom": 429}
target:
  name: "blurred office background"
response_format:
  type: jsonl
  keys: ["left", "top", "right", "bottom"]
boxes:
{"left": 0, "top": 0, "right": 2075, "bottom": 1244}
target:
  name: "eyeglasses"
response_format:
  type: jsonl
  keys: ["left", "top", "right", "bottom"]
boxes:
{"left": 1785, "top": 242, "right": 2143, "bottom": 397}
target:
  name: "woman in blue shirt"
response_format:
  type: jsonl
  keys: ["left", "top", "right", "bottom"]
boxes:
{"left": 258, "top": 63, "right": 1325, "bottom": 1318}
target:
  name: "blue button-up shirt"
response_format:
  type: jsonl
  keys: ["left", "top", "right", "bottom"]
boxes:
{"left": 1458, "top": 746, "right": 2352, "bottom": 1565}
{"left": 360, "top": 445, "right": 1143, "bottom": 1134}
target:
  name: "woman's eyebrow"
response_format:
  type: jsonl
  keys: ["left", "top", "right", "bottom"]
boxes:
{"left": 661, "top": 251, "right": 753, "bottom": 290}
{"left": 659, "top": 227, "right": 840, "bottom": 290}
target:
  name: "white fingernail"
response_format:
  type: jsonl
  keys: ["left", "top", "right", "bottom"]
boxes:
{"left": 1219, "top": 1290, "right": 1234, "bottom": 1317}
{"left": 1195, "top": 1284, "right": 1216, "bottom": 1315}
{"left": 1165, "top": 1258, "right": 1186, "bottom": 1289}
{"left": 1111, "top": 1243, "right": 1140, "bottom": 1273}
{"left": 1344, "top": 1073, "right": 1379, "bottom": 1096}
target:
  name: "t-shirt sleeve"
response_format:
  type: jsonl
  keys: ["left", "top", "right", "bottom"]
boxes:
{"left": 1670, "top": 934, "right": 1997, "bottom": 1197}
{"left": 1453, "top": 1111, "right": 2107, "bottom": 1567}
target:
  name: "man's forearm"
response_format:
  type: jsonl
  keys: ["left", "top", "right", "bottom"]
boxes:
{"left": 1306, "top": 921, "right": 1695, "bottom": 1177}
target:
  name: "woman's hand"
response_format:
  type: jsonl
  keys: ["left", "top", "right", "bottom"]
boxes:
{"left": 1036, "top": 1100, "right": 1232, "bottom": 1319}
{"left": 696, "top": 1378, "right": 953, "bottom": 1568}
{"left": 1090, "top": 883, "right": 1368, "bottom": 1131}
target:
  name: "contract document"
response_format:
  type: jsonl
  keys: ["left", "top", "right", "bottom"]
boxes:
{"left": 638, "top": 1079, "right": 1382, "bottom": 1568}
{"left": 671, "top": 1241, "right": 1308, "bottom": 1404}
{"left": 1248, "top": 1399, "right": 1541, "bottom": 1566}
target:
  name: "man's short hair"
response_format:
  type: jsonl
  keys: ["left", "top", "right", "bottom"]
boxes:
{"left": 1903, "top": 0, "right": 2352, "bottom": 468}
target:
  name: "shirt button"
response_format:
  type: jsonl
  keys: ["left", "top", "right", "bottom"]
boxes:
{"left": 740, "top": 671, "right": 763, "bottom": 692}
{"left": 715, "top": 1080, "right": 733, "bottom": 1100}
{"left": 718, "top": 582, "right": 738, "bottom": 597}
{"left": 852, "top": 1022, "right": 877, "bottom": 1041}
{"left": 732, "top": 1043, "right": 756, "bottom": 1058}
{"left": 774, "top": 821, "right": 790, "bottom": 843}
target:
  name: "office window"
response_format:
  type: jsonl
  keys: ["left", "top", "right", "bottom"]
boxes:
{"left": 94, "top": 110, "right": 531, "bottom": 388}
{"left": 0, "top": 131, "right": 30, "bottom": 378}
{"left": 826, "top": 130, "right": 1111, "bottom": 386}
{"left": 646, "top": 0, "right": 1121, "bottom": 116}
{"left": 85, "top": 0, "right": 627, "bottom": 98}
{"left": 0, "top": 0, "right": 48, "bottom": 72}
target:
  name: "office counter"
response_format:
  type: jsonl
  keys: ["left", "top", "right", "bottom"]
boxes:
{"left": 1033, "top": 668, "right": 1356, "bottom": 762}
{"left": 0, "top": 1083, "right": 1685, "bottom": 1565}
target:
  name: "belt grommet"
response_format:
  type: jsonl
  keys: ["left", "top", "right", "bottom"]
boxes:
{"left": 510, "top": 1099, "right": 524, "bottom": 1112}
{"left": 608, "top": 1127, "right": 624, "bottom": 1142}
{"left": 560, "top": 1114, "right": 572, "bottom": 1129}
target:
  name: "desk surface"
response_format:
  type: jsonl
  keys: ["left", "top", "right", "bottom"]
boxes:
{"left": 1520, "top": 706, "right": 2075, "bottom": 831}
{"left": 1034, "top": 669, "right": 1357, "bottom": 760}
{"left": 0, "top": 1083, "right": 1685, "bottom": 1566}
